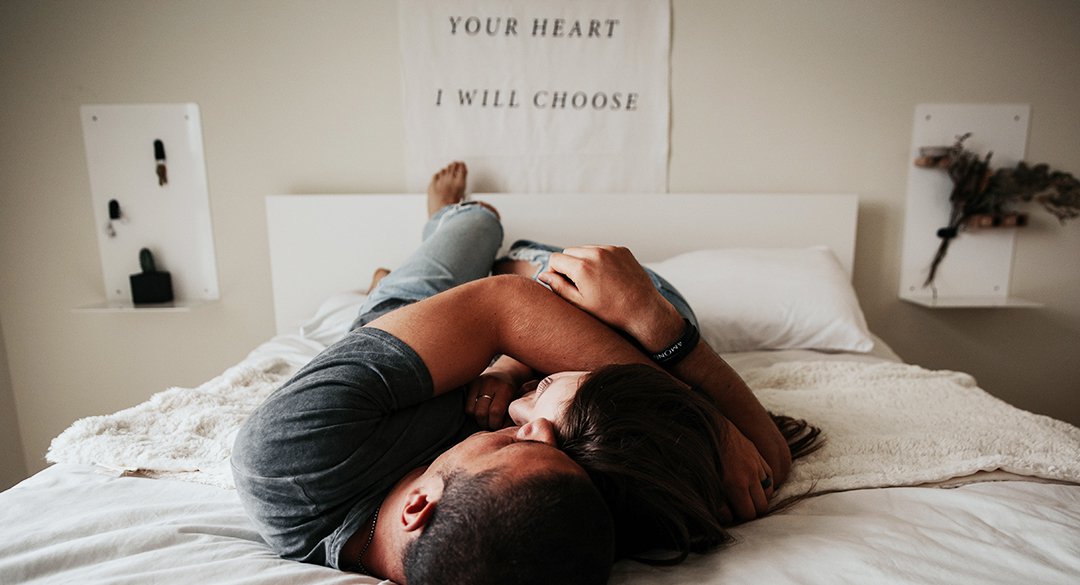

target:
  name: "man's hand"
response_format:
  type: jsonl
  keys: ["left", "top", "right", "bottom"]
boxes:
{"left": 539, "top": 246, "right": 678, "bottom": 345}
{"left": 718, "top": 418, "right": 775, "bottom": 522}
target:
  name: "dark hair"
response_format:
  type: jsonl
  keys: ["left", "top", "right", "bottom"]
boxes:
{"left": 402, "top": 468, "right": 614, "bottom": 585}
{"left": 559, "top": 363, "right": 732, "bottom": 564}
{"left": 769, "top": 413, "right": 824, "bottom": 461}
{"left": 559, "top": 363, "right": 823, "bottom": 564}
{"left": 764, "top": 412, "right": 824, "bottom": 513}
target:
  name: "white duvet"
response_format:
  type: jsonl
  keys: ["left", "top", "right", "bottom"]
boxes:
{"left": 3, "top": 462, "right": 1078, "bottom": 585}
{"left": 5, "top": 318, "right": 1080, "bottom": 584}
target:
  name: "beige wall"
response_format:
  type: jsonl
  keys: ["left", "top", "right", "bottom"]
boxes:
{"left": 1, "top": 0, "right": 1077, "bottom": 478}
{"left": 0, "top": 316, "right": 27, "bottom": 490}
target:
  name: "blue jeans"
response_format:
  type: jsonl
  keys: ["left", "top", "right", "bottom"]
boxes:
{"left": 351, "top": 202, "right": 698, "bottom": 330}
{"left": 351, "top": 202, "right": 504, "bottom": 329}
{"left": 500, "top": 239, "right": 699, "bottom": 330}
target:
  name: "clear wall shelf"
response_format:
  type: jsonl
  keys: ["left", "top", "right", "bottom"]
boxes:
{"left": 73, "top": 300, "right": 213, "bottom": 314}
{"left": 897, "top": 103, "right": 1038, "bottom": 309}
{"left": 900, "top": 293, "right": 1041, "bottom": 309}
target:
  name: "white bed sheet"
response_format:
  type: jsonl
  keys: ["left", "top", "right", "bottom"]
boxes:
{"left": 615, "top": 480, "right": 1080, "bottom": 584}
{"left": 0, "top": 464, "right": 381, "bottom": 585}
{"left": 4, "top": 456, "right": 1078, "bottom": 584}
{"left": 6, "top": 312, "right": 1080, "bottom": 584}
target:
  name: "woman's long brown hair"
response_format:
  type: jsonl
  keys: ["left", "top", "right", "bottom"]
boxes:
{"left": 558, "top": 363, "right": 823, "bottom": 565}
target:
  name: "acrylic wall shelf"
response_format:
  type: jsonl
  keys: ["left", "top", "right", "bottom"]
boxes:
{"left": 899, "top": 293, "right": 1042, "bottom": 309}
{"left": 898, "top": 103, "right": 1040, "bottom": 309}
{"left": 79, "top": 103, "right": 220, "bottom": 311}
{"left": 72, "top": 300, "right": 213, "bottom": 314}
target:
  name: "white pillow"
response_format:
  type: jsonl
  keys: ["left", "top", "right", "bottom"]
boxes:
{"left": 645, "top": 248, "right": 874, "bottom": 353}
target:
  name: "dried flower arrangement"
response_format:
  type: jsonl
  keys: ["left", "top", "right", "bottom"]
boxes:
{"left": 915, "top": 133, "right": 1080, "bottom": 287}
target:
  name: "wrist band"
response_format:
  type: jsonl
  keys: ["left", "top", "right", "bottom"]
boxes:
{"left": 649, "top": 318, "right": 700, "bottom": 367}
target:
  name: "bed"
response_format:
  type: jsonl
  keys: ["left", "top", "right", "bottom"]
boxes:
{"left": 3, "top": 193, "right": 1079, "bottom": 585}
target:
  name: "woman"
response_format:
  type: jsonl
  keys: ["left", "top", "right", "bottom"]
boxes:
{"left": 467, "top": 242, "right": 822, "bottom": 562}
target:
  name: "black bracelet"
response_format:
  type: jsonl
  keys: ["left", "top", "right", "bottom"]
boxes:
{"left": 649, "top": 318, "right": 700, "bottom": 367}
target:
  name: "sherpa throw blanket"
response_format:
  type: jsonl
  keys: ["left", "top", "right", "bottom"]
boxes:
{"left": 48, "top": 359, "right": 1080, "bottom": 496}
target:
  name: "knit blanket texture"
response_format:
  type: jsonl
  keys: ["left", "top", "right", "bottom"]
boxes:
{"left": 47, "top": 359, "right": 1080, "bottom": 495}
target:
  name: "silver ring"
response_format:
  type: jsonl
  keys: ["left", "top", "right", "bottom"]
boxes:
{"left": 478, "top": 394, "right": 494, "bottom": 401}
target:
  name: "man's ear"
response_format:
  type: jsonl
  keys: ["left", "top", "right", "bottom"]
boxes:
{"left": 401, "top": 477, "right": 444, "bottom": 533}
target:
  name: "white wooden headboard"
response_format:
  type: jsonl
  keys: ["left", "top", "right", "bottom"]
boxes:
{"left": 266, "top": 193, "right": 859, "bottom": 334}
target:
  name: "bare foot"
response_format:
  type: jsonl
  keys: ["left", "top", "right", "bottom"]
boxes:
{"left": 368, "top": 267, "right": 390, "bottom": 292}
{"left": 428, "top": 161, "right": 468, "bottom": 217}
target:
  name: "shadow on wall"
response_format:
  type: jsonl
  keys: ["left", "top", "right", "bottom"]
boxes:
{"left": 0, "top": 315, "right": 28, "bottom": 490}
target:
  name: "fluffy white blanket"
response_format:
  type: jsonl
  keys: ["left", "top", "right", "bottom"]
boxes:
{"left": 48, "top": 359, "right": 1080, "bottom": 495}
{"left": 749, "top": 361, "right": 1080, "bottom": 500}
{"left": 48, "top": 358, "right": 297, "bottom": 488}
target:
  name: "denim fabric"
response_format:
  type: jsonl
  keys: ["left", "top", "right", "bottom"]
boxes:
{"left": 351, "top": 201, "right": 504, "bottom": 329}
{"left": 500, "top": 239, "right": 700, "bottom": 329}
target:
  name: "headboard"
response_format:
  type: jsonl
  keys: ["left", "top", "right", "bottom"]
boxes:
{"left": 266, "top": 193, "right": 859, "bottom": 334}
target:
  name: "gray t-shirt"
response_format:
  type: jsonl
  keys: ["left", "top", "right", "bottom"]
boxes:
{"left": 231, "top": 327, "right": 470, "bottom": 569}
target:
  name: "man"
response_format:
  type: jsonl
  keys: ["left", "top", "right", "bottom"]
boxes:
{"left": 233, "top": 163, "right": 655, "bottom": 584}
{"left": 233, "top": 162, "right": 791, "bottom": 582}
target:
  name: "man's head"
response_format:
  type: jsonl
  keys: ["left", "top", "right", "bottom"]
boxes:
{"left": 397, "top": 425, "right": 615, "bottom": 585}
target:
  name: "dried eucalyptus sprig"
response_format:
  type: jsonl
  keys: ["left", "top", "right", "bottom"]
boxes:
{"left": 990, "top": 162, "right": 1080, "bottom": 223}
{"left": 921, "top": 133, "right": 1080, "bottom": 287}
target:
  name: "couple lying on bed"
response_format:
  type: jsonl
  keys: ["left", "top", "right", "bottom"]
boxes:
{"left": 232, "top": 162, "right": 819, "bottom": 585}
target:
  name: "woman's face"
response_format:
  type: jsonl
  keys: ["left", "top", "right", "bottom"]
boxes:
{"left": 508, "top": 371, "right": 588, "bottom": 426}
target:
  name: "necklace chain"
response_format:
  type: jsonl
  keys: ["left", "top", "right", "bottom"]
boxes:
{"left": 354, "top": 504, "right": 380, "bottom": 575}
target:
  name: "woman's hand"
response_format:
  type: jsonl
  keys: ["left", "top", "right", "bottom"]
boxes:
{"left": 464, "top": 355, "right": 537, "bottom": 430}
{"left": 464, "top": 369, "right": 517, "bottom": 430}
{"left": 718, "top": 418, "right": 775, "bottom": 523}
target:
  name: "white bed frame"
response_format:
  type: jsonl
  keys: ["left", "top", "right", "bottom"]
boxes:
{"left": 266, "top": 193, "right": 859, "bottom": 334}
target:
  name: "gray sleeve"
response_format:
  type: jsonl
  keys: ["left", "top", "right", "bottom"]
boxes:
{"left": 232, "top": 327, "right": 464, "bottom": 567}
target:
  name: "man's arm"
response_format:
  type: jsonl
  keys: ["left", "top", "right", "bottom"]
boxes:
{"left": 627, "top": 303, "right": 792, "bottom": 519}
{"left": 618, "top": 300, "right": 793, "bottom": 490}
{"left": 540, "top": 246, "right": 792, "bottom": 519}
{"left": 365, "top": 274, "right": 654, "bottom": 396}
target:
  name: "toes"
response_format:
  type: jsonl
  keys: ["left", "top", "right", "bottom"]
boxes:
{"left": 452, "top": 161, "right": 466, "bottom": 178}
